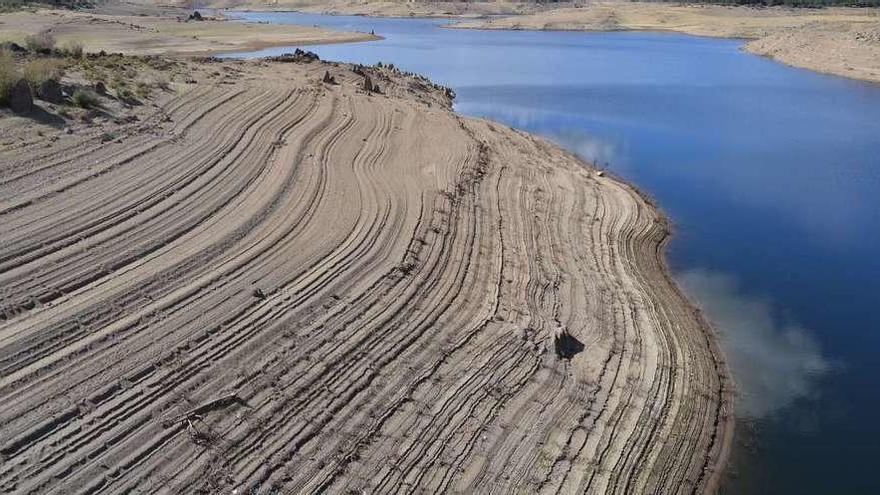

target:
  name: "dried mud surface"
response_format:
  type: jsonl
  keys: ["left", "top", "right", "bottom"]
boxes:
{"left": 0, "top": 58, "right": 731, "bottom": 494}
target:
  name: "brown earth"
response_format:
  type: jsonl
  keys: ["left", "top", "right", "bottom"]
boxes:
{"left": 0, "top": 8, "right": 378, "bottom": 56}
{"left": 0, "top": 52, "right": 732, "bottom": 493}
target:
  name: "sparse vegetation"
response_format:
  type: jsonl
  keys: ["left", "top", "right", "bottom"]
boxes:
{"left": 61, "top": 40, "right": 84, "bottom": 59}
{"left": 134, "top": 80, "right": 151, "bottom": 98}
{"left": 646, "top": 0, "right": 880, "bottom": 6}
{"left": 0, "top": 0, "right": 93, "bottom": 12}
{"left": 24, "top": 30, "right": 56, "bottom": 54}
{"left": 0, "top": 48, "right": 15, "bottom": 105}
{"left": 110, "top": 77, "right": 133, "bottom": 101}
{"left": 71, "top": 88, "right": 98, "bottom": 108}
{"left": 22, "top": 57, "right": 64, "bottom": 89}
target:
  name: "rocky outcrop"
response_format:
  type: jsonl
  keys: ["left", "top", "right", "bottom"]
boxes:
{"left": 8, "top": 79, "right": 33, "bottom": 114}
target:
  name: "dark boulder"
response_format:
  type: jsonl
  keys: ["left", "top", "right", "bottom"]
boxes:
{"left": 363, "top": 75, "right": 373, "bottom": 93}
{"left": 188, "top": 11, "right": 203, "bottom": 21}
{"left": 553, "top": 327, "right": 584, "bottom": 360}
{"left": 322, "top": 70, "right": 336, "bottom": 84}
{"left": 94, "top": 81, "right": 107, "bottom": 95}
{"left": 8, "top": 79, "right": 33, "bottom": 114}
{"left": 0, "top": 41, "right": 26, "bottom": 54}
{"left": 37, "top": 79, "right": 63, "bottom": 104}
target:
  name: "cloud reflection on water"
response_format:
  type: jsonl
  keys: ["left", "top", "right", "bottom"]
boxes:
{"left": 677, "top": 269, "right": 831, "bottom": 419}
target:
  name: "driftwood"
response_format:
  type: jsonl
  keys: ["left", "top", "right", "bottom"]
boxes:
{"left": 162, "top": 393, "right": 243, "bottom": 427}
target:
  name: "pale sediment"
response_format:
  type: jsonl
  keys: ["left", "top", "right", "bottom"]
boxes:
{"left": 449, "top": 2, "right": 880, "bottom": 85}
{"left": 0, "top": 57, "right": 731, "bottom": 493}
{"left": 0, "top": 9, "right": 379, "bottom": 56}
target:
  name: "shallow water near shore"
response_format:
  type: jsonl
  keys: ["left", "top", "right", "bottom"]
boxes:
{"left": 221, "top": 12, "right": 880, "bottom": 493}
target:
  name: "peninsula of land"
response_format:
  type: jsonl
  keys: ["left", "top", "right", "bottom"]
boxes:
{"left": 0, "top": 4, "right": 731, "bottom": 493}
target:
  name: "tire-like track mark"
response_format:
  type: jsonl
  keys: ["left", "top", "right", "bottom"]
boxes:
{"left": 0, "top": 60, "right": 731, "bottom": 494}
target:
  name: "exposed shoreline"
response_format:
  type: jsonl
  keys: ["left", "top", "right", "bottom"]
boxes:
{"left": 221, "top": 0, "right": 880, "bottom": 84}
{"left": 1, "top": 7, "right": 731, "bottom": 493}
{"left": 448, "top": 3, "right": 880, "bottom": 85}
{"left": 0, "top": 8, "right": 379, "bottom": 56}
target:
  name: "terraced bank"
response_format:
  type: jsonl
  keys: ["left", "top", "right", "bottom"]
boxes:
{"left": 0, "top": 58, "right": 732, "bottom": 494}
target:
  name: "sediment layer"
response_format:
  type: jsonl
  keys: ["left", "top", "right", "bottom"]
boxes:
{"left": 0, "top": 58, "right": 731, "bottom": 494}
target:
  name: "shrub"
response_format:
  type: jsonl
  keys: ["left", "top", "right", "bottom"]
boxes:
{"left": 61, "top": 41, "right": 84, "bottom": 58}
{"left": 116, "top": 86, "right": 134, "bottom": 102}
{"left": 24, "top": 30, "right": 56, "bottom": 54}
{"left": 22, "top": 58, "right": 64, "bottom": 89}
{"left": 72, "top": 88, "right": 99, "bottom": 108}
{"left": 134, "top": 80, "right": 151, "bottom": 98}
{"left": 0, "top": 49, "right": 16, "bottom": 105}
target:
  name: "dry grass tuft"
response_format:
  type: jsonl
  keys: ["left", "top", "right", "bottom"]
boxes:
{"left": 24, "top": 30, "right": 56, "bottom": 54}
{"left": 61, "top": 41, "right": 84, "bottom": 59}
{"left": 22, "top": 58, "right": 64, "bottom": 89}
{"left": 72, "top": 88, "right": 99, "bottom": 108}
{"left": 0, "top": 49, "right": 17, "bottom": 105}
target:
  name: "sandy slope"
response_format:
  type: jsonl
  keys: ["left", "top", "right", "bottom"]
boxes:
{"left": 450, "top": 2, "right": 880, "bottom": 84}
{"left": 183, "top": 0, "right": 545, "bottom": 18}
{"left": 746, "top": 21, "right": 880, "bottom": 83}
{"left": 0, "top": 56, "right": 731, "bottom": 493}
{"left": 290, "top": 0, "right": 543, "bottom": 18}
{"left": 0, "top": 9, "right": 377, "bottom": 55}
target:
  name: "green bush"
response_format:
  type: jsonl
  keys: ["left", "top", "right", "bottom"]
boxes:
{"left": 72, "top": 88, "right": 99, "bottom": 108}
{"left": 0, "top": 49, "right": 17, "bottom": 105}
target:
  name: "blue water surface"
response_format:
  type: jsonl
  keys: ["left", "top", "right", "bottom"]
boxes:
{"left": 221, "top": 12, "right": 880, "bottom": 493}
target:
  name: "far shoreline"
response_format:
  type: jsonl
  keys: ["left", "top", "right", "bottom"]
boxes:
{"left": 232, "top": 2, "right": 880, "bottom": 84}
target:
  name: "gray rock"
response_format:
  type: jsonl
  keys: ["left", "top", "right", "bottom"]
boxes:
{"left": 0, "top": 41, "right": 26, "bottom": 54}
{"left": 8, "top": 79, "right": 33, "bottom": 114}
{"left": 38, "top": 79, "right": 63, "bottom": 104}
{"left": 553, "top": 327, "right": 585, "bottom": 360}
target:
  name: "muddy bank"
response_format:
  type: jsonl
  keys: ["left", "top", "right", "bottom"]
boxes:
{"left": 0, "top": 46, "right": 731, "bottom": 493}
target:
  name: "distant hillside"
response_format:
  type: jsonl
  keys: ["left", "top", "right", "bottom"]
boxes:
{"left": 0, "top": 0, "right": 93, "bottom": 11}
{"left": 644, "top": 0, "right": 880, "bottom": 8}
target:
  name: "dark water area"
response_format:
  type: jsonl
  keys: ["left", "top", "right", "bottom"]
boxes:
{"left": 221, "top": 12, "right": 880, "bottom": 493}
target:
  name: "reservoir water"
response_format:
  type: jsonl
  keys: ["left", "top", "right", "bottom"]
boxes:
{"left": 221, "top": 12, "right": 880, "bottom": 493}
